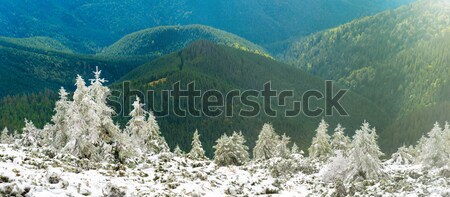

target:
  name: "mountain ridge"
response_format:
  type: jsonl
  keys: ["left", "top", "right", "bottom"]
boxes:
{"left": 283, "top": 0, "right": 450, "bottom": 153}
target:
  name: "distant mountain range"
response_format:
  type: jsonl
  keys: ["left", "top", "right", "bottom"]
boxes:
{"left": 0, "top": 0, "right": 413, "bottom": 53}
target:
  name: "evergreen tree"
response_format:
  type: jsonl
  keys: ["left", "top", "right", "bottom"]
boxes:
{"left": 291, "top": 143, "right": 300, "bottom": 155}
{"left": 0, "top": 127, "right": 13, "bottom": 144}
{"left": 63, "top": 75, "right": 98, "bottom": 159}
{"left": 188, "top": 129, "right": 207, "bottom": 160}
{"left": 62, "top": 70, "right": 132, "bottom": 162}
{"left": 308, "top": 119, "right": 331, "bottom": 161}
{"left": 50, "top": 87, "right": 71, "bottom": 149}
{"left": 253, "top": 123, "right": 280, "bottom": 160}
{"left": 419, "top": 122, "right": 449, "bottom": 168}
{"left": 276, "top": 133, "right": 291, "bottom": 158}
{"left": 145, "top": 110, "right": 169, "bottom": 153}
{"left": 330, "top": 124, "right": 351, "bottom": 156}
{"left": 415, "top": 135, "right": 427, "bottom": 161}
{"left": 126, "top": 97, "right": 169, "bottom": 155}
{"left": 12, "top": 130, "right": 19, "bottom": 139}
{"left": 174, "top": 145, "right": 184, "bottom": 157}
{"left": 347, "top": 121, "right": 383, "bottom": 181}
{"left": 213, "top": 131, "right": 249, "bottom": 166}
{"left": 21, "top": 119, "right": 39, "bottom": 147}
{"left": 443, "top": 122, "right": 450, "bottom": 157}
{"left": 89, "top": 67, "right": 121, "bottom": 145}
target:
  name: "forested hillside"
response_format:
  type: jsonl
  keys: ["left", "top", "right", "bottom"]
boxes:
{"left": 111, "top": 41, "right": 390, "bottom": 157}
{"left": 0, "top": 90, "right": 57, "bottom": 132}
{"left": 0, "top": 37, "right": 146, "bottom": 97}
{"left": 284, "top": 0, "right": 450, "bottom": 153}
{"left": 99, "top": 25, "right": 269, "bottom": 58}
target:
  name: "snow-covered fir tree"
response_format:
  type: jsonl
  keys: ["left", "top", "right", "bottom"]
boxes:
{"left": 308, "top": 119, "right": 331, "bottom": 161}
{"left": 61, "top": 70, "right": 132, "bottom": 162}
{"left": 0, "top": 127, "right": 13, "bottom": 144}
{"left": 443, "top": 122, "right": 450, "bottom": 160}
{"left": 291, "top": 143, "right": 299, "bottom": 155}
{"left": 63, "top": 75, "right": 97, "bottom": 158}
{"left": 144, "top": 109, "right": 169, "bottom": 153}
{"left": 49, "top": 87, "right": 71, "bottom": 149}
{"left": 21, "top": 119, "right": 40, "bottom": 147}
{"left": 188, "top": 129, "right": 207, "bottom": 160}
{"left": 276, "top": 133, "right": 291, "bottom": 158}
{"left": 418, "top": 122, "right": 449, "bottom": 168}
{"left": 253, "top": 123, "right": 280, "bottom": 160}
{"left": 414, "top": 135, "right": 427, "bottom": 161}
{"left": 347, "top": 121, "right": 383, "bottom": 181}
{"left": 213, "top": 131, "right": 249, "bottom": 166}
{"left": 330, "top": 124, "right": 351, "bottom": 156}
{"left": 174, "top": 145, "right": 184, "bottom": 157}
{"left": 88, "top": 67, "right": 123, "bottom": 146}
{"left": 125, "top": 97, "right": 169, "bottom": 155}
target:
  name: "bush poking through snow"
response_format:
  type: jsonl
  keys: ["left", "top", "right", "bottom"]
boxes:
{"left": 320, "top": 151, "right": 350, "bottom": 182}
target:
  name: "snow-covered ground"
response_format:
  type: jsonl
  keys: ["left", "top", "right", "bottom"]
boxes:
{"left": 1, "top": 144, "right": 449, "bottom": 197}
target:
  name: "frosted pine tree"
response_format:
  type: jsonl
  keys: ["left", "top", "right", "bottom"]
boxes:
{"left": 213, "top": 131, "right": 249, "bottom": 166}
{"left": 347, "top": 121, "right": 383, "bottom": 181}
{"left": 414, "top": 135, "right": 427, "bottom": 162}
{"left": 308, "top": 119, "right": 331, "bottom": 161}
{"left": 214, "top": 134, "right": 231, "bottom": 165}
{"left": 21, "top": 119, "right": 40, "bottom": 147}
{"left": 126, "top": 97, "right": 169, "bottom": 155}
{"left": 63, "top": 70, "right": 133, "bottom": 162}
{"left": 443, "top": 122, "right": 450, "bottom": 159}
{"left": 253, "top": 123, "right": 280, "bottom": 160}
{"left": 291, "top": 143, "right": 299, "bottom": 154}
{"left": 330, "top": 124, "right": 351, "bottom": 156}
{"left": 230, "top": 132, "right": 250, "bottom": 163}
{"left": 174, "top": 145, "right": 184, "bottom": 157}
{"left": 89, "top": 68, "right": 134, "bottom": 163}
{"left": 188, "top": 129, "right": 207, "bottom": 160}
{"left": 12, "top": 130, "right": 19, "bottom": 140}
{"left": 276, "top": 133, "right": 291, "bottom": 158}
{"left": 419, "top": 122, "right": 449, "bottom": 168}
{"left": 63, "top": 75, "right": 99, "bottom": 159}
{"left": 0, "top": 127, "right": 13, "bottom": 144}
{"left": 89, "top": 67, "right": 122, "bottom": 145}
{"left": 50, "top": 87, "right": 71, "bottom": 149}
{"left": 145, "top": 110, "right": 169, "bottom": 153}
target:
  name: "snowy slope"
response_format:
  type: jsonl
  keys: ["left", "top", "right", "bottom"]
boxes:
{"left": 0, "top": 144, "right": 449, "bottom": 197}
